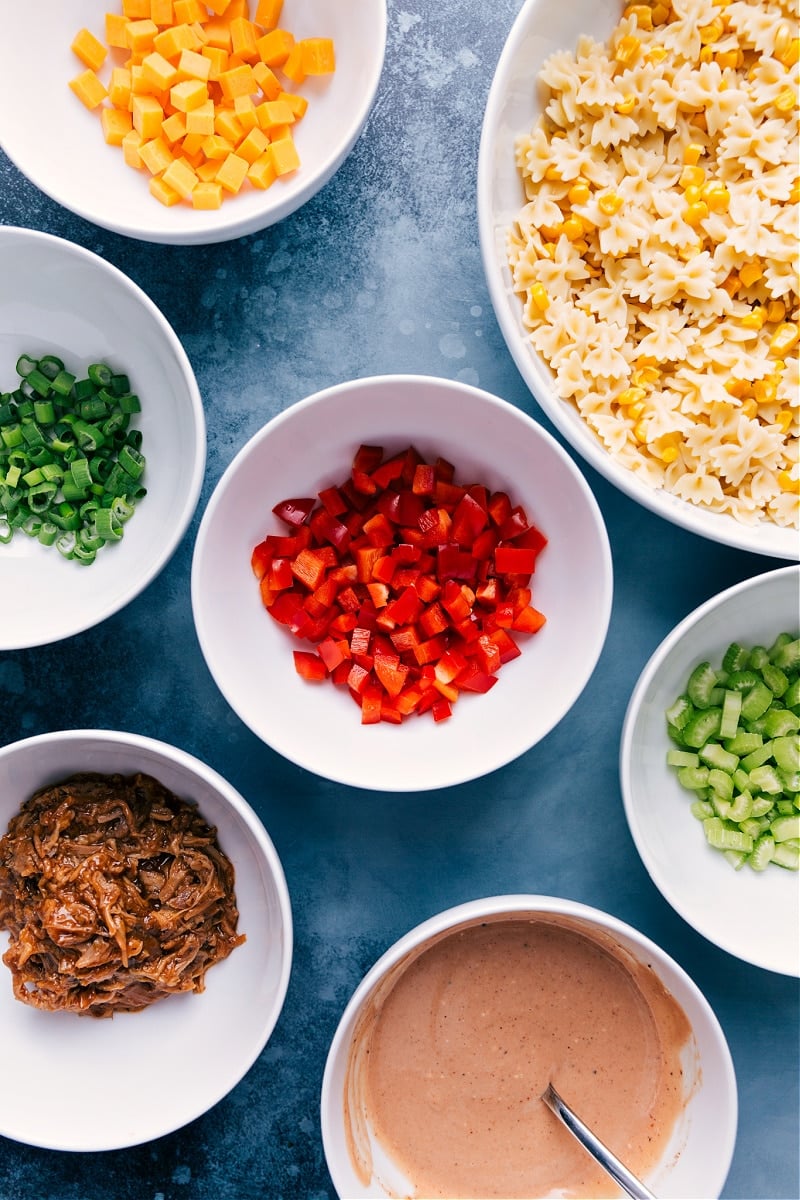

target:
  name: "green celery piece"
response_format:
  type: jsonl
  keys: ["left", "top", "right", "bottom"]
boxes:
{"left": 708, "top": 768, "right": 734, "bottom": 801}
{"left": 741, "top": 680, "right": 774, "bottom": 723}
{"left": 687, "top": 662, "right": 719, "bottom": 709}
{"left": 772, "top": 843, "right": 800, "bottom": 870}
{"left": 741, "top": 740, "right": 776, "bottom": 771}
{"left": 771, "top": 814, "right": 800, "bottom": 843}
{"left": 724, "top": 730, "right": 763, "bottom": 756}
{"left": 773, "top": 734, "right": 800, "bottom": 775}
{"left": 683, "top": 708, "right": 723, "bottom": 749}
{"left": 699, "top": 741, "right": 739, "bottom": 773}
{"left": 704, "top": 818, "right": 753, "bottom": 853}
{"left": 678, "top": 765, "right": 710, "bottom": 792}
{"left": 748, "top": 835, "right": 775, "bottom": 872}
{"left": 749, "top": 765, "right": 783, "bottom": 795}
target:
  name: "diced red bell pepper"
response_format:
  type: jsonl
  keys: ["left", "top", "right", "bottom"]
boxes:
{"left": 512, "top": 605, "right": 547, "bottom": 634}
{"left": 412, "top": 463, "right": 436, "bottom": 495}
{"left": 291, "top": 548, "right": 329, "bottom": 591}
{"left": 273, "top": 497, "right": 315, "bottom": 527}
{"left": 493, "top": 545, "right": 538, "bottom": 576}
{"left": 293, "top": 650, "right": 327, "bottom": 681}
{"left": 498, "top": 505, "right": 530, "bottom": 540}
{"left": 384, "top": 585, "right": 423, "bottom": 626}
{"left": 251, "top": 539, "right": 273, "bottom": 580}
{"left": 488, "top": 491, "right": 512, "bottom": 527}
{"left": 352, "top": 444, "right": 384, "bottom": 475}
{"left": 432, "top": 697, "right": 452, "bottom": 722}
{"left": 360, "top": 685, "right": 384, "bottom": 725}
{"left": 451, "top": 492, "right": 488, "bottom": 545}
{"left": 318, "top": 485, "right": 348, "bottom": 516}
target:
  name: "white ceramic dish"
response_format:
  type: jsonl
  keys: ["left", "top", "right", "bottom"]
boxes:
{"left": 621, "top": 565, "right": 800, "bottom": 977}
{"left": 0, "top": 1, "right": 386, "bottom": 245}
{"left": 0, "top": 227, "right": 205, "bottom": 650}
{"left": 477, "top": 0, "right": 799, "bottom": 561}
{"left": 191, "top": 374, "right": 613, "bottom": 791}
{"left": 0, "top": 728, "right": 292, "bottom": 1152}
{"left": 321, "top": 894, "right": 738, "bottom": 1200}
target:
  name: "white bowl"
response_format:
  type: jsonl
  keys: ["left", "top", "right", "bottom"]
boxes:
{"left": 0, "top": 728, "right": 292, "bottom": 1152}
{"left": 191, "top": 374, "right": 613, "bottom": 791}
{"left": 0, "top": 226, "right": 205, "bottom": 650}
{"left": 477, "top": 0, "right": 798, "bottom": 560}
{"left": 321, "top": 894, "right": 738, "bottom": 1200}
{"left": 0, "top": 1, "right": 386, "bottom": 244}
{"left": 621, "top": 565, "right": 800, "bottom": 977}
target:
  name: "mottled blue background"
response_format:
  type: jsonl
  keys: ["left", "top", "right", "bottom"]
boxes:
{"left": 1, "top": 2, "right": 798, "bottom": 1198}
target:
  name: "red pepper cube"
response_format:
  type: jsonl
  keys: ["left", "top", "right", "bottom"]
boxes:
{"left": 434, "top": 648, "right": 468, "bottom": 685}
{"left": 493, "top": 545, "right": 537, "bottom": 576}
{"left": 413, "top": 634, "right": 448, "bottom": 665}
{"left": 395, "top": 686, "right": 422, "bottom": 715}
{"left": 273, "top": 496, "right": 315, "bottom": 527}
{"left": 494, "top": 601, "right": 515, "bottom": 629}
{"left": 291, "top": 547, "right": 328, "bottom": 590}
{"left": 355, "top": 545, "right": 383, "bottom": 582}
{"left": 347, "top": 661, "right": 370, "bottom": 694}
{"left": 266, "top": 532, "right": 299, "bottom": 557}
{"left": 412, "top": 463, "right": 436, "bottom": 495}
{"left": 434, "top": 455, "right": 455, "bottom": 483}
{"left": 515, "top": 523, "right": 549, "bottom": 558}
{"left": 329, "top": 611, "right": 358, "bottom": 634}
{"left": 499, "top": 505, "right": 530, "bottom": 541}
{"left": 374, "top": 652, "right": 409, "bottom": 698}
{"left": 432, "top": 697, "right": 453, "bottom": 722}
{"left": 508, "top": 586, "right": 533, "bottom": 612}
{"left": 352, "top": 469, "right": 378, "bottom": 496}
{"left": 259, "top": 575, "right": 276, "bottom": 608}
{"left": 318, "top": 484, "right": 348, "bottom": 516}
{"left": 440, "top": 579, "right": 472, "bottom": 623}
{"left": 419, "top": 601, "right": 449, "bottom": 638}
{"left": 451, "top": 491, "right": 488, "bottom": 546}
{"left": 384, "top": 584, "right": 423, "bottom": 626}
{"left": 392, "top": 542, "right": 422, "bottom": 565}
{"left": 370, "top": 453, "right": 405, "bottom": 489}
{"left": 367, "top": 582, "right": 390, "bottom": 608}
{"left": 418, "top": 506, "right": 452, "bottom": 547}
{"left": 392, "top": 566, "right": 421, "bottom": 590}
{"left": 390, "top": 625, "right": 420, "bottom": 655}
{"left": 467, "top": 483, "right": 489, "bottom": 509}
{"left": 455, "top": 663, "right": 498, "bottom": 693}
{"left": 434, "top": 479, "right": 466, "bottom": 509}
{"left": 475, "top": 578, "right": 500, "bottom": 608}
{"left": 352, "top": 444, "right": 384, "bottom": 475}
{"left": 475, "top": 634, "right": 502, "bottom": 675}
{"left": 371, "top": 555, "right": 397, "bottom": 585}
{"left": 309, "top": 507, "right": 351, "bottom": 552}
{"left": 350, "top": 625, "right": 372, "bottom": 656}
{"left": 488, "top": 491, "right": 512, "bottom": 527}
{"left": 415, "top": 573, "right": 440, "bottom": 603}
{"left": 453, "top": 614, "right": 481, "bottom": 643}
{"left": 512, "top": 605, "right": 547, "bottom": 634}
{"left": 251, "top": 538, "right": 273, "bottom": 580}
{"left": 267, "top": 556, "right": 293, "bottom": 590}
{"left": 471, "top": 527, "right": 498, "bottom": 562}
{"left": 293, "top": 650, "right": 328, "bottom": 681}
{"left": 363, "top": 511, "right": 395, "bottom": 547}
{"left": 380, "top": 704, "right": 404, "bottom": 725}
{"left": 490, "top": 627, "right": 522, "bottom": 663}
{"left": 331, "top": 660, "right": 352, "bottom": 685}
{"left": 360, "top": 685, "right": 384, "bottom": 725}
{"left": 336, "top": 585, "right": 362, "bottom": 613}
{"left": 269, "top": 589, "right": 307, "bottom": 630}
{"left": 318, "top": 636, "right": 349, "bottom": 671}
{"left": 437, "top": 544, "right": 477, "bottom": 583}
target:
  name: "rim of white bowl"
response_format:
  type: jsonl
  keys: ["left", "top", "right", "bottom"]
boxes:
{"left": 619, "top": 563, "right": 800, "bottom": 975}
{"left": 0, "top": 226, "right": 206, "bottom": 648}
{"left": 476, "top": 0, "right": 799, "bottom": 562}
{"left": 0, "top": 727, "right": 294, "bottom": 1149}
{"left": 190, "top": 373, "right": 614, "bottom": 790}
{"left": 320, "top": 892, "right": 738, "bottom": 1199}
{"left": 0, "top": 7, "right": 388, "bottom": 245}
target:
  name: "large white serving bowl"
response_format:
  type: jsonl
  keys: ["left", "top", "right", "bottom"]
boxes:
{"left": 0, "top": 1, "right": 387, "bottom": 244}
{"left": 191, "top": 374, "right": 613, "bottom": 791}
{"left": 0, "top": 728, "right": 293, "bottom": 1152}
{"left": 477, "top": 0, "right": 798, "bottom": 561}
{"left": 621, "top": 565, "right": 800, "bottom": 977}
{"left": 0, "top": 227, "right": 205, "bottom": 650}
{"left": 321, "top": 894, "right": 738, "bottom": 1200}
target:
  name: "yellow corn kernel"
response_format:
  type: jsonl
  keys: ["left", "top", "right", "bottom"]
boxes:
{"left": 683, "top": 183, "right": 704, "bottom": 206}
{"left": 774, "top": 87, "right": 797, "bottom": 114}
{"left": 561, "top": 216, "right": 584, "bottom": 241}
{"left": 544, "top": 165, "right": 562, "bottom": 181}
{"left": 754, "top": 376, "right": 779, "bottom": 404}
{"left": 624, "top": 5, "right": 653, "bottom": 30}
{"left": 633, "top": 419, "right": 649, "bottom": 443}
{"left": 740, "top": 398, "right": 758, "bottom": 418}
{"left": 659, "top": 445, "right": 679, "bottom": 464}
{"left": 698, "top": 17, "right": 725, "bottom": 43}
{"left": 774, "top": 23, "right": 792, "bottom": 58}
{"left": 684, "top": 200, "right": 709, "bottom": 226}
{"left": 632, "top": 365, "right": 660, "bottom": 387}
{"left": 738, "top": 262, "right": 763, "bottom": 288}
{"left": 724, "top": 378, "right": 750, "bottom": 399}
{"left": 702, "top": 182, "right": 730, "bottom": 212}
{"left": 629, "top": 401, "right": 646, "bottom": 420}
{"left": 770, "top": 324, "right": 799, "bottom": 356}
{"left": 715, "top": 48, "right": 741, "bottom": 69}
{"left": 650, "top": 3, "right": 670, "bottom": 23}
{"left": 530, "top": 284, "right": 550, "bottom": 312}
{"left": 615, "top": 94, "right": 636, "bottom": 115}
{"left": 680, "top": 165, "right": 705, "bottom": 189}
{"left": 699, "top": 45, "right": 714, "bottom": 63}
{"left": 789, "top": 179, "right": 800, "bottom": 205}
{"left": 775, "top": 410, "right": 793, "bottom": 434}
{"left": 568, "top": 180, "right": 591, "bottom": 206}
{"left": 598, "top": 192, "right": 623, "bottom": 216}
{"left": 645, "top": 45, "right": 669, "bottom": 64}
{"left": 783, "top": 38, "right": 800, "bottom": 66}
{"left": 778, "top": 471, "right": 800, "bottom": 493}
{"left": 683, "top": 143, "right": 703, "bottom": 165}
{"left": 766, "top": 300, "right": 787, "bottom": 325}
{"left": 740, "top": 307, "right": 766, "bottom": 330}
{"left": 617, "top": 385, "right": 647, "bottom": 407}
{"left": 615, "top": 35, "right": 641, "bottom": 65}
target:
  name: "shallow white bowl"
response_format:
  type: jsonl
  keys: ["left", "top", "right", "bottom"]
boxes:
{"left": 191, "top": 374, "right": 613, "bottom": 791}
{"left": 0, "top": 227, "right": 205, "bottom": 650}
{"left": 0, "top": 1, "right": 386, "bottom": 244}
{"left": 0, "top": 728, "right": 292, "bottom": 1152}
{"left": 477, "top": 0, "right": 798, "bottom": 560}
{"left": 321, "top": 894, "right": 738, "bottom": 1200}
{"left": 621, "top": 565, "right": 800, "bottom": 977}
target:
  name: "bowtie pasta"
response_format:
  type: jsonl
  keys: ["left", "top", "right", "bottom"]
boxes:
{"left": 509, "top": 0, "right": 799, "bottom": 529}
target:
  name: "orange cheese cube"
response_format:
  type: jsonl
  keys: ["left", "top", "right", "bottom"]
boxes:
{"left": 233, "top": 94, "right": 258, "bottom": 131}
{"left": 131, "top": 93, "right": 164, "bottom": 138}
{"left": 181, "top": 131, "right": 207, "bottom": 156}
{"left": 225, "top": 0, "right": 249, "bottom": 16}
{"left": 192, "top": 180, "right": 223, "bottom": 209}
{"left": 214, "top": 108, "right": 244, "bottom": 143}
{"left": 196, "top": 158, "right": 221, "bottom": 180}
{"left": 106, "top": 12, "right": 130, "bottom": 48}
{"left": 162, "top": 156, "right": 199, "bottom": 199}
{"left": 218, "top": 63, "right": 257, "bottom": 98}
{"left": 170, "top": 78, "right": 208, "bottom": 111}
{"left": 300, "top": 37, "right": 335, "bottom": 75}
{"left": 277, "top": 90, "right": 308, "bottom": 120}
{"left": 186, "top": 98, "right": 215, "bottom": 135}
{"left": 204, "top": 0, "right": 234, "bottom": 12}
{"left": 160, "top": 110, "right": 188, "bottom": 143}
{"left": 153, "top": 22, "right": 200, "bottom": 57}
{"left": 247, "top": 151, "right": 276, "bottom": 189}
{"left": 101, "top": 107, "right": 134, "bottom": 145}
{"left": 141, "top": 50, "right": 179, "bottom": 90}
{"left": 139, "top": 135, "right": 174, "bottom": 173}
{"left": 149, "top": 175, "right": 182, "bottom": 205}
{"left": 123, "top": 0, "right": 150, "bottom": 16}
{"left": 236, "top": 126, "right": 268, "bottom": 164}
{"left": 254, "top": 0, "right": 283, "bottom": 30}
{"left": 256, "top": 98, "right": 294, "bottom": 133}
{"left": 122, "top": 128, "right": 145, "bottom": 168}
{"left": 69, "top": 70, "right": 108, "bottom": 110}
{"left": 280, "top": 43, "right": 305, "bottom": 84}
{"left": 71, "top": 28, "right": 108, "bottom": 71}
{"left": 178, "top": 47, "right": 212, "bottom": 80}
{"left": 268, "top": 133, "right": 299, "bottom": 176}
{"left": 215, "top": 151, "right": 249, "bottom": 192}
{"left": 150, "top": 0, "right": 174, "bottom": 23}
{"left": 173, "top": 0, "right": 208, "bottom": 21}
{"left": 126, "top": 18, "right": 159, "bottom": 53}
{"left": 202, "top": 133, "right": 234, "bottom": 159}
{"left": 201, "top": 45, "right": 228, "bottom": 78}
{"left": 256, "top": 28, "right": 293, "bottom": 67}
{"left": 252, "top": 62, "right": 281, "bottom": 99}
{"left": 109, "top": 66, "right": 133, "bottom": 108}
{"left": 230, "top": 17, "right": 259, "bottom": 61}
{"left": 203, "top": 19, "right": 232, "bottom": 50}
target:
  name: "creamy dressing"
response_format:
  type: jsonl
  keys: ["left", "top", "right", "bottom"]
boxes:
{"left": 344, "top": 914, "right": 693, "bottom": 1198}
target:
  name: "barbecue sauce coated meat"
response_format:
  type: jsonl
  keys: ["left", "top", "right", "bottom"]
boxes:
{"left": 0, "top": 772, "right": 245, "bottom": 1017}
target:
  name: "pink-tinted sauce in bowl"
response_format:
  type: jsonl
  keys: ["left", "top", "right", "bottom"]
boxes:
{"left": 342, "top": 912, "right": 696, "bottom": 1199}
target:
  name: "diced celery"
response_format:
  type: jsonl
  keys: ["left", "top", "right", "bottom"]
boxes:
{"left": 687, "top": 661, "right": 719, "bottom": 709}
{"left": 771, "top": 814, "right": 800, "bottom": 842}
{"left": 741, "top": 816, "right": 770, "bottom": 839}
{"left": 773, "top": 637, "right": 800, "bottom": 672}
{"left": 723, "top": 849, "right": 747, "bottom": 870}
{"left": 749, "top": 765, "right": 784, "bottom": 795}
{"left": 708, "top": 768, "right": 734, "bottom": 802}
{"left": 741, "top": 681, "right": 774, "bottom": 722}
{"left": 683, "top": 708, "right": 723, "bottom": 748}
{"left": 748, "top": 645, "right": 769, "bottom": 671}
{"left": 773, "top": 734, "right": 800, "bottom": 774}
{"left": 727, "top": 669, "right": 760, "bottom": 692}
{"left": 728, "top": 790, "right": 753, "bottom": 822}
{"left": 778, "top": 770, "right": 800, "bottom": 794}
{"left": 704, "top": 818, "right": 753, "bottom": 853}
{"left": 690, "top": 799, "right": 714, "bottom": 820}
{"left": 741, "top": 740, "right": 776, "bottom": 771}
{"left": 699, "top": 742, "right": 739, "bottom": 773}
{"left": 763, "top": 708, "right": 800, "bottom": 737}
{"left": 762, "top": 663, "right": 789, "bottom": 698}
{"left": 776, "top": 799, "right": 796, "bottom": 815}
{"left": 732, "top": 766, "right": 751, "bottom": 793}
{"left": 749, "top": 834, "right": 775, "bottom": 872}
{"left": 719, "top": 688, "right": 742, "bottom": 739}
{"left": 665, "top": 694, "right": 694, "bottom": 731}
{"left": 677, "top": 765, "right": 709, "bottom": 792}
{"left": 772, "top": 843, "right": 800, "bottom": 870}
{"left": 751, "top": 795, "right": 776, "bottom": 818}
{"left": 723, "top": 641, "right": 750, "bottom": 673}
{"left": 667, "top": 749, "right": 700, "bottom": 769}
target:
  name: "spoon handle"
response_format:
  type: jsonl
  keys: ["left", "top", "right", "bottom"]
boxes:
{"left": 542, "top": 1082, "right": 657, "bottom": 1200}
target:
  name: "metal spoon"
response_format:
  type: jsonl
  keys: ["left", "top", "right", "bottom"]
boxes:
{"left": 542, "top": 1082, "right": 657, "bottom": 1200}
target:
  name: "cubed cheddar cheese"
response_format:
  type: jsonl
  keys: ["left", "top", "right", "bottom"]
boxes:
{"left": 268, "top": 133, "right": 299, "bottom": 176}
{"left": 141, "top": 50, "right": 178, "bottom": 90}
{"left": 247, "top": 151, "right": 277, "bottom": 189}
{"left": 108, "top": 66, "right": 133, "bottom": 108}
{"left": 170, "top": 77, "right": 208, "bottom": 111}
{"left": 256, "top": 28, "right": 294, "bottom": 67}
{"left": 173, "top": 0, "right": 208, "bottom": 23}
{"left": 126, "top": 18, "right": 159, "bottom": 53}
{"left": 230, "top": 17, "right": 259, "bottom": 62}
{"left": 201, "top": 133, "right": 234, "bottom": 160}
{"left": 255, "top": 0, "right": 284, "bottom": 31}
{"left": 233, "top": 94, "right": 259, "bottom": 131}
{"left": 257, "top": 98, "right": 294, "bottom": 134}
{"left": 236, "top": 126, "right": 269, "bottom": 164}
{"left": 300, "top": 37, "right": 335, "bottom": 75}
{"left": 186, "top": 97, "right": 216, "bottom": 135}
{"left": 131, "top": 93, "right": 164, "bottom": 138}
{"left": 69, "top": 69, "right": 108, "bottom": 110}
{"left": 162, "top": 156, "right": 199, "bottom": 199}
{"left": 122, "top": 128, "right": 145, "bottom": 168}
{"left": 252, "top": 62, "right": 281, "bottom": 99}
{"left": 280, "top": 43, "right": 305, "bottom": 85}
{"left": 106, "top": 11, "right": 132, "bottom": 47}
{"left": 215, "top": 151, "right": 249, "bottom": 192}
{"left": 153, "top": 22, "right": 199, "bottom": 57}
{"left": 192, "top": 180, "right": 224, "bottom": 209}
{"left": 72, "top": 28, "right": 108, "bottom": 71}
{"left": 123, "top": 0, "right": 150, "bottom": 17}
{"left": 149, "top": 175, "right": 182, "bottom": 205}
{"left": 139, "top": 134, "right": 174, "bottom": 173}
{"left": 218, "top": 63, "right": 257, "bottom": 99}
{"left": 178, "top": 48, "right": 212, "bottom": 80}
{"left": 101, "top": 106, "right": 134, "bottom": 145}
{"left": 150, "top": 0, "right": 174, "bottom": 24}
{"left": 160, "top": 110, "right": 188, "bottom": 143}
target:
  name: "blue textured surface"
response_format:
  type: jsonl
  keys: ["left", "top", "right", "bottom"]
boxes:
{"left": 0, "top": 3, "right": 798, "bottom": 1198}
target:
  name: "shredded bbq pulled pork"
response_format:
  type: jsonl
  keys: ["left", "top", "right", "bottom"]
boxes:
{"left": 0, "top": 772, "right": 245, "bottom": 1017}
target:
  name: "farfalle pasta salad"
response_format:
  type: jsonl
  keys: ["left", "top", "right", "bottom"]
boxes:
{"left": 508, "top": 0, "right": 799, "bottom": 528}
